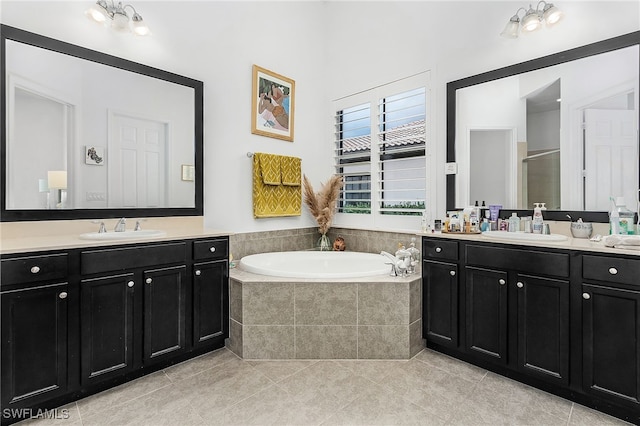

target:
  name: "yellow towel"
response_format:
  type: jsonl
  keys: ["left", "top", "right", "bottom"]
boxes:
{"left": 281, "top": 156, "right": 301, "bottom": 186}
{"left": 253, "top": 154, "right": 301, "bottom": 218}
{"left": 257, "top": 153, "right": 281, "bottom": 185}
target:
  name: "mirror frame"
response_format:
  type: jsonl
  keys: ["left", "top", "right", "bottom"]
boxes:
{"left": 446, "top": 31, "right": 640, "bottom": 222}
{"left": 1, "top": 25, "right": 204, "bottom": 222}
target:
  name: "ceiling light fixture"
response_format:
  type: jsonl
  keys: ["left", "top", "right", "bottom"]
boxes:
{"left": 85, "top": 1, "right": 151, "bottom": 36}
{"left": 500, "top": 1, "right": 563, "bottom": 39}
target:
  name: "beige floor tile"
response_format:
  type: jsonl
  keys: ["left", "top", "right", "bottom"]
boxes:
{"left": 277, "top": 360, "right": 377, "bottom": 409}
{"left": 163, "top": 347, "right": 239, "bottom": 382}
{"left": 76, "top": 370, "right": 172, "bottom": 417}
{"left": 17, "top": 347, "right": 632, "bottom": 426}
{"left": 246, "top": 359, "right": 318, "bottom": 383}
{"left": 379, "top": 359, "right": 478, "bottom": 422}
{"left": 322, "top": 382, "right": 446, "bottom": 426}
{"left": 477, "top": 372, "right": 572, "bottom": 420}
{"left": 173, "top": 357, "right": 273, "bottom": 413}
{"left": 414, "top": 348, "right": 487, "bottom": 381}
{"left": 16, "top": 402, "right": 81, "bottom": 425}
{"left": 214, "top": 384, "right": 335, "bottom": 426}
{"left": 569, "top": 403, "right": 633, "bottom": 425}
{"left": 334, "top": 359, "right": 409, "bottom": 384}
{"left": 81, "top": 384, "right": 203, "bottom": 426}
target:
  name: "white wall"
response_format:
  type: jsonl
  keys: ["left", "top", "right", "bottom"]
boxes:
{"left": 2, "top": 1, "right": 639, "bottom": 232}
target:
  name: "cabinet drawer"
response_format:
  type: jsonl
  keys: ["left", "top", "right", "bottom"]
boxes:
{"left": 193, "top": 239, "right": 228, "bottom": 261}
{"left": 582, "top": 255, "right": 639, "bottom": 286}
{"left": 423, "top": 239, "right": 458, "bottom": 261}
{"left": 1, "top": 253, "right": 68, "bottom": 287}
{"left": 81, "top": 242, "right": 186, "bottom": 275}
{"left": 466, "top": 244, "right": 569, "bottom": 278}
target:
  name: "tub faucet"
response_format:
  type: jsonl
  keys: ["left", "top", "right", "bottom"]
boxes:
{"left": 114, "top": 217, "right": 127, "bottom": 232}
{"left": 381, "top": 251, "right": 406, "bottom": 276}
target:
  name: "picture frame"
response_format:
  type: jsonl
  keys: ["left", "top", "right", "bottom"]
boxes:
{"left": 85, "top": 146, "right": 105, "bottom": 165}
{"left": 251, "top": 65, "right": 295, "bottom": 142}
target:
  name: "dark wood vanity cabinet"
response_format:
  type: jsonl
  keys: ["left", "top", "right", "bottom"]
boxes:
{"left": 0, "top": 236, "right": 229, "bottom": 424}
{"left": 422, "top": 239, "right": 460, "bottom": 348}
{"left": 464, "top": 244, "right": 571, "bottom": 385}
{"left": 1, "top": 253, "right": 70, "bottom": 411}
{"left": 1, "top": 282, "right": 69, "bottom": 410}
{"left": 422, "top": 237, "right": 638, "bottom": 423}
{"left": 80, "top": 273, "right": 135, "bottom": 386}
{"left": 580, "top": 254, "right": 640, "bottom": 410}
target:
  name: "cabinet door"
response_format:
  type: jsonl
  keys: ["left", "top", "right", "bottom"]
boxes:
{"left": 423, "top": 260, "right": 458, "bottom": 348}
{"left": 465, "top": 267, "right": 508, "bottom": 364}
{"left": 1, "top": 283, "right": 68, "bottom": 409}
{"left": 193, "top": 261, "right": 228, "bottom": 348}
{"left": 81, "top": 274, "right": 135, "bottom": 386}
{"left": 143, "top": 266, "right": 187, "bottom": 363}
{"left": 582, "top": 283, "right": 640, "bottom": 406}
{"left": 516, "top": 274, "right": 569, "bottom": 385}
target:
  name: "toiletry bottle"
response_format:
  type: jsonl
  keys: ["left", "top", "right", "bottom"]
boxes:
{"left": 420, "top": 211, "right": 428, "bottom": 233}
{"left": 616, "top": 197, "right": 635, "bottom": 235}
{"left": 609, "top": 198, "right": 621, "bottom": 235}
{"left": 469, "top": 208, "right": 479, "bottom": 232}
{"left": 508, "top": 212, "right": 520, "bottom": 232}
{"left": 532, "top": 203, "right": 544, "bottom": 234}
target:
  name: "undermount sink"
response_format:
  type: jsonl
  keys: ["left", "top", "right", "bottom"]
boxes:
{"left": 481, "top": 231, "right": 568, "bottom": 242}
{"left": 79, "top": 230, "right": 166, "bottom": 240}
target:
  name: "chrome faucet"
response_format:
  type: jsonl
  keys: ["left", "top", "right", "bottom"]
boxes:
{"left": 381, "top": 251, "right": 403, "bottom": 276}
{"left": 91, "top": 220, "right": 107, "bottom": 233}
{"left": 114, "top": 217, "right": 127, "bottom": 232}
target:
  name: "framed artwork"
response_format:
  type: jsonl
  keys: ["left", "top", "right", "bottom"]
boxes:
{"left": 251, "top": 65, "right": 295, "bottom": 142}
{"left": 85, "top": 146, "right": 105, "bottom": 165}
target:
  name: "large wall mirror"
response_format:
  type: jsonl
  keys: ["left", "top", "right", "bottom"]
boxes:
{"left": 447, "top": 31, "right": 639, "bottom": 220}
{"left": 1, "top": 25, "right": 203, "bottom": 221}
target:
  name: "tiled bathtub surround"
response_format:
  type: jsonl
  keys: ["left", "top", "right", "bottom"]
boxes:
{"left": 228, "top": 269, "right": 423, "bottom": 360}
{"left": 229, "top": 227, "right": 421, "bottom": 260}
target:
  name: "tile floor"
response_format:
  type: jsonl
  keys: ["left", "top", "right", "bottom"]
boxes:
{"left": 21, "top": 347, "right": 630, "bottom": 426}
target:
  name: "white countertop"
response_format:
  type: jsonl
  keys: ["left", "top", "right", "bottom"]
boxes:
{"left": 0, "top": 217, "right": 231, "bottom": 255}
{"left": 418, "top": 227, "right": 640, "bottom": 257}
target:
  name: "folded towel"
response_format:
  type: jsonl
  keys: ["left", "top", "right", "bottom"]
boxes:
{"left": 253, "top": 154, "right": 301, "bottom": 218}
{"left": 603, "top": 235, "right": 640, "bottom": 247}
{"left": 256, "top": 153, "right": 281, "bottom": 185}
{"left": 281, "top": 155, "right": 301, "bottom": 186}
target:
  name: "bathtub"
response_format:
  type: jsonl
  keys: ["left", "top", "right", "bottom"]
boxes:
{"left": 239, "top": 251, "right": 391, "bottom": 279}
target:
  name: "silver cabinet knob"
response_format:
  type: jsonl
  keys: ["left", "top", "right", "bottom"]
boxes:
{"left": 146, "top": 278, "right": 152, "bottom": 284}
{"left": 127, "top": 281, "right": 135, "bottom": 288}
{"left": 499, "top": 279, "right": 506, "bottom": 285}
{"left": 450, "top": 270, "right": 456, "bottom": 276}
{"left": 58, "top": 292, "right": 68, "bottom": 299}
{"left": 195, "top": 270, "right": 202, "bottom": 276}
{"left": 583, "top": 293, "right": 591, "bottom": 300}
{"left": 517, "top": 282, "right": 524, "bottom": 288}
{"left": 30, "top": 266, "right": 40, "bottom": 274}
{"left": 435, "top": 247, "right": 442, "bottom": 253}
{"left": 209, "top": 247, "right": 216, "bottom": 253}
{"left": 608, "top": 267, "right": 618, "bottom": 275}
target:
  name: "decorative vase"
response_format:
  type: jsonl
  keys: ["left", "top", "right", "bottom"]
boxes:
{"left": 317, "top": 233, "right": 331, "bottom": 251}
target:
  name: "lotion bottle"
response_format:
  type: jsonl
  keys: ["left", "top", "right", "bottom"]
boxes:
{"left": 532, "top": 203, "right": 544, "bottom": 234}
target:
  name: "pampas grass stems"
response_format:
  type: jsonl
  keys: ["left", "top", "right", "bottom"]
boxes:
{"left": 303, "top": 174, "right": 343, "bottom": 235}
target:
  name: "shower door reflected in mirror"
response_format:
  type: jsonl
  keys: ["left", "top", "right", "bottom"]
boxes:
{"left": 452, "top": 39, "right": 639, "bottom": 213}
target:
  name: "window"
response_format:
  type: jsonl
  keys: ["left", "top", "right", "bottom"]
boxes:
{"left": 333, "top": 74, "right": 428, "bottom": 224}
